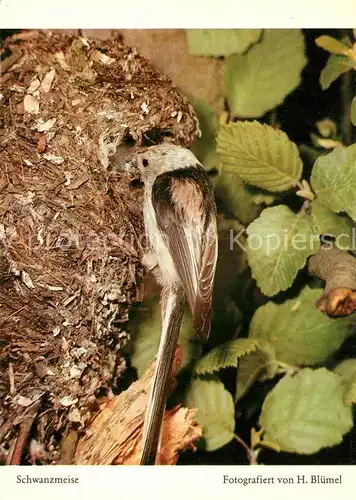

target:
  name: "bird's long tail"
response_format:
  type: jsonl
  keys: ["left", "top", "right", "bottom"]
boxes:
{"left": 140, "top": 288, "right": 185, "bottom": 465}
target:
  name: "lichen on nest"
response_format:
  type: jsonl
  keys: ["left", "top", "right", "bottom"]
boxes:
{"left": 0, "top": 30, "right": 199, "bottom": 464}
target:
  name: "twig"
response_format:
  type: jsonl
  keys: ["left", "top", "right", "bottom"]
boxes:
{"left": 0, "top": 51, "right": 22, "bottom": 74}
{"left": 8, "top": 362, "right": 15, "bottom": 395}
{"left": 234, "top": 433, "right": 259, "bottom": 465}
{"left": 0, "top": 419, "right": 14, "bottom": 444}
{"left": 309, "top": 245, "right": 356, "bottom": 315}
{"left": 0, "top": 305, "right": 27, "bottom": 327}
{"left": 234, "top": 433, "right": 251, "bottom": 455}
{"left": 6, "top": 401, "right": 41, "bottom": 465}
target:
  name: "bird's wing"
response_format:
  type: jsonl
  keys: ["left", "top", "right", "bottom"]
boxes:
{"left": 151, "top": 165, "right": 218, "bottom": 340}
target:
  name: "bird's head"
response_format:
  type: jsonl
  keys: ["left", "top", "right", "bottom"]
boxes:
{"left": 136, "top": 144, "right": 201, "bottom": 184}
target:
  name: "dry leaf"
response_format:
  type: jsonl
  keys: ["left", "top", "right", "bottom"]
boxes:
{"left": 21, "top": 270, "right": 35, "bottom": 289}
{"left": 16, "top": 396, "right": 33, "bottom": 407}
{"left": 27, "top": 78, "right": 41, "bottom": 94}
{"left": 35, "top": 118, "right": 57, "bottom": 132}
{"left": 43, "top": 153, "right": 65, "bottom": 165}
{"left": 40, "top": 69, "right": 56, "bottom": 93}
{"left": 66, "top": 174, "right": 90, "bottom": 190}
{"left": 55, "top": 52, "right": 70, "bottom": 70}
{"left": 60, "top": 396, "right": 78, "bottom": 407}
{"left": 154, "top": 407, "right": 202, "bottom": 465}
{"left": 37, "top": 134, "right": 46, "bottom": 153}
{"left": 91, "top": 50, "right": 116, "bottom": 65}
{"left": 23, "top": 94, "right": 39, "bottom": 114}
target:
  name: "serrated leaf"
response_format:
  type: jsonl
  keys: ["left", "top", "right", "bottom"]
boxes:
{"left": 315, "top": 36, "right": 350, "bottom": 55}
{"left": 217, "top": 121, "right": 303, "bottom": 192}
{"left": 130, "top": 299, "right": 201, "bottom": 377}
{"left": 190, "top": 100, "right": 219, "bottom": 172}
{"left": 344, "top": 381, "right": 356, "bottom": 405}
{"left": 185, "top": 378, "right": 235, "bottom": 451}
{"left": 311, "top": 199, "right": 354, "bottom": 249}
{"left": 320, "top": 54, "right": 353, "bottom": 90}
{"left": 236, "top": 340, "right": 277, "bottom": 401}
{"left": 334, "top": 358, "right": 356, "bottom": 405}
{"left": 186, "top": 29, "right": 262, "bottom": 57}
{"left": 334, "top": 358, "right": 356, "bottom": 404}
{"left": 351, "top": 96, "right": 356, "bottom": 126}
{"left": 224, "top": 29, "right": 306, "bottom": 118}
{"left": 246, "top": 206, "right": 320, "bottom": 296}
{"left": 215, "top": 172, "right": 275, "bottom": 224}
{"left": 311, "top": 143, "right": 356, "bottom": 220}
{"left": 195, "top": 338, "right": 259, "bottom": 375}
{"left": 249, "top": 287, "right": 351, "bottom": 366}
{"left": 334, "top": 359, "right": 356, "bottom": 381}
{"left": 259, "top": 368, "right": 353, "bottom": 454}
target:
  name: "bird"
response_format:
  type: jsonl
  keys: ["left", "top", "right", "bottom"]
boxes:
{"left": 136, "top": 143, "right": 218, "bottom": 465}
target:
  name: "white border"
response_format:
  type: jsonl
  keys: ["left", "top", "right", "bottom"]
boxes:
{"left": 1, "top": 465, "right": 355, "bottom": 499}
{"left": 0, "top": 0, "right": 355, "bottom": 28}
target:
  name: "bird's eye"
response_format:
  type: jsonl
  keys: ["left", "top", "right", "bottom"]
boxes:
{"left": 142, "top": 158, "right": 149, "bottom": 167}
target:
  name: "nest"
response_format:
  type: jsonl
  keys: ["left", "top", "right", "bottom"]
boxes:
{"left": 0, "top": 30, "right": 199, "bottom": 464}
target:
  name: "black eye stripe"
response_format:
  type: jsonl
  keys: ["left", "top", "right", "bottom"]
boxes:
{"left": 142, "top": 158, "right": 149, "bottom": 167}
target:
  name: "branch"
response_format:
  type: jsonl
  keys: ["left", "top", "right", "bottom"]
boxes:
{"left": 6, "top": 400, "right": 41, "bottom": 465}
{"left": 74, "top": 347, "right": 202, "bottom": 465}
{"left": 308, "top": 245, "right": 356, "bottom": 316}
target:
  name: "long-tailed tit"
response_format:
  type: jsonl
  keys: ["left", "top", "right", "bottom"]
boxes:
{"left": 137, "top": 144, "right": 218, "bottom": 465}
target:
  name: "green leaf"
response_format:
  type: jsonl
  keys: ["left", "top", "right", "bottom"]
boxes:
{"left": 249, "top": 287, "right": 351, "bottom": 366}
{"left": 334, "top": 358, "right": 356, "bottom": 405}
{"left": 185, "top": 378, "right": 235, "bottom": 451}
{"left": 186, "top": 29, "right": 262, "bottom": 57}
{"left": 351, "top": 96, "right": 356, "bottom": 126}
{"left": 334, "top": 359, "right": 356, "bottom": 381}
{"left": 217, "top": 121, "right": 303, "bottom": 192}
{"left": 192, "top": 100, "right": 218, "bottom": 136}
{"left": 236, "top": 340, "right": 278, "bottom": 401}
{"left": 320, "top": 54, "right": 352, "bottom": 90}
{"left": 344, "top": 381, "right": 356, "bottom": 405}
{"left": 190, "top": 100, "right": 219, "bottom": 172}
{"left": 315, "top": 35, "right": 350, "bottom": 55}
{"left": 130, "top": 299, "right": 201, "bottom": 377}
{"left": 246, "top": 206, "right": 320, "bottom": 296}
{"left": 334, "top": 360, "right": 356, "bottom": 405}
{"left": 311, "top": 143, "right": 356, "bottom": 220}
{"left": 259, "top": 368, "right": 353, "bottom": 454}
{"left": 215, "top": 172, "right": 275, "bottom": 224}
{"left": 224, "top": 29, "right": 307, "bottom": 118}
{"left": 195, "top": 338, "right": 259, "bottom": 375}
{"left": 311, "top": 199, "right": 354, "bottom": 249}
